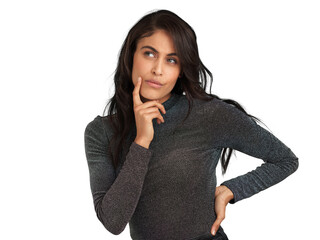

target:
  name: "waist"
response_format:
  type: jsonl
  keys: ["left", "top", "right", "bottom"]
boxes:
{"left": 129, "top": 224, "right": 228, "bottom": 240}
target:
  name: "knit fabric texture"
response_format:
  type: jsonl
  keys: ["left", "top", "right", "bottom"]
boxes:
{"left": 84, "top": 92, "right": 298, "bottom": 240}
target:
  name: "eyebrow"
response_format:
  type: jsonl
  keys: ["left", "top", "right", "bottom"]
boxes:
{"left": 140, "top": 45, "right": 178, "bottom": 57}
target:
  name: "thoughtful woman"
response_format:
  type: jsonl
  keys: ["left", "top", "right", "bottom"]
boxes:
{"left": 84, "top": 9, "right": 299, "bottom": 240}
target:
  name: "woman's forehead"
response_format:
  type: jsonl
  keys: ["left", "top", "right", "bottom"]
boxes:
{"left": 137, "top": 30, "right": 177, "bottom": 54}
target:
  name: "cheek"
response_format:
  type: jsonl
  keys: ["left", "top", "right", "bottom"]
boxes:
{"left": 133, "top": 55, "right": 148, "bottom": 73}
{"left": 132, "top": 54, "right": 138, "bottom": 74}
{"left": 132, "top": 54, "right": 142, "bottom": 84}
{"left": 168, "top": 68, "right": 181, "bottom": 80}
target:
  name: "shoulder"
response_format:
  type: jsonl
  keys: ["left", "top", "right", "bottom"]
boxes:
{"left": 84, "top": 115, "right": 114, "bottom": 142}
{"left": 194, "top": 96, "right": 236, "bottom": 117}
{"left": 200, "top": 96, "right": 257, "bottom": 129}
{"left": 85, "top": 115, "right": 103, "bottom": 134}
{"left": 203, "top": 96, "right": 238, "bottom": 113}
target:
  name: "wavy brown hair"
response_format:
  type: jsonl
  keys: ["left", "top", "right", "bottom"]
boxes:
{"left": 103, "top": 9, "right": 263, "bottom": 174}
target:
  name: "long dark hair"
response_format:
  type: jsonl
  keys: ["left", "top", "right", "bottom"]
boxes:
{"left": 103, "top": 9, "right": 263, "bottom": 175}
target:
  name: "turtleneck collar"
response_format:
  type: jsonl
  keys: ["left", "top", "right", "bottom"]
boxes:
{"left": 161, "top": 92, "right": 180, "bottom": 111}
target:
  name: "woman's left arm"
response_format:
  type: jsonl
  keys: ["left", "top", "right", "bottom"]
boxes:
{"left": 216, "top": 101, "right": 299, "bottom": 203}
{"left": 209, "top": 100, "right": 299, "bottom": 235}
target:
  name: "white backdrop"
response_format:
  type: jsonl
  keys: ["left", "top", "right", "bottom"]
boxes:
{"left": 1, "top": 0, "right": 319, "bottom": 239}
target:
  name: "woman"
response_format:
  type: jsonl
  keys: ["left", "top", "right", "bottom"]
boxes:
{"left": 84, "top": 9, "right": 298, "bottom": 240}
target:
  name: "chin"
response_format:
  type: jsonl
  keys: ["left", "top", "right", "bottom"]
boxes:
{"left": 140, "top": 91, "right": 161, "bottom": 102}
{"left": 140, "top": 93, "right": 156, "bottom": 102}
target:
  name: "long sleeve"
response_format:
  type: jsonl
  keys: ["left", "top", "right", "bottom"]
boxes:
{"left": 84, "top": 116, "right": 152, "bottom": 234}
{"left": 209, "top": 100, "right": 299, "bottom": 204}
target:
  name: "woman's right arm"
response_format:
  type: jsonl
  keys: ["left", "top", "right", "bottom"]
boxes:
{"left": 84, "top": 76, "right": 165, "bottom": 235}
{"left": 84, "top": 116, "right": 152, "bottom": 235}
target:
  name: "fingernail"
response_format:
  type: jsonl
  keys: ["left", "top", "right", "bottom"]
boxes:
{"left": 138, "top": 77, "right": 141, "bottom": 82}
{"left": 211, "top": 230, "right": 215, "bottom": 236}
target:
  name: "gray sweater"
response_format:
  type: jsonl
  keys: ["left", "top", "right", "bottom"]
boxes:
{"left": 84, "top": 92, "right": 298, "bottom": 240}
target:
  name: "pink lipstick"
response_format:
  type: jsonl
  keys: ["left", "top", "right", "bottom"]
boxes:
{"left": 146, "top": 80, "right": 163, "bottom": 88}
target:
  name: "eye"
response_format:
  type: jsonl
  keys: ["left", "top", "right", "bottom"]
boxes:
{"left": 144, "top": 51, "right": 155, "bottom": 58}
{"left": 168, "top": 58, "right": 178, "bottom": 64}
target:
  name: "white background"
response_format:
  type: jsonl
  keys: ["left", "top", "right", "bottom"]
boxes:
{"left": 0, "top": 0, "right": 319, "bottom": 239}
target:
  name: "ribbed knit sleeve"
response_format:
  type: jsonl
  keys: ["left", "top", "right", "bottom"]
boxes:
{"left": 84, "top": 116, "right": 152, "bottom": 234}
{"left": 209, "top": 100, "right": 299, "bottom": 204}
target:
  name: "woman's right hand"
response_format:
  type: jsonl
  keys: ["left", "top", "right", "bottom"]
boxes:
{"left": 133, "top": 76, "right": 166, "bottom": 148}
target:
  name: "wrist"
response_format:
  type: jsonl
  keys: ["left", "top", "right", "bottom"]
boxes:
{"left": 220, "top": 185, "right": 234, "bottom": 203}
{"left": 134, "top": 137, "right": 150, "bottom": 149}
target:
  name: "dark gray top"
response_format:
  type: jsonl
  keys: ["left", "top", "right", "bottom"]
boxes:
{"left": 84, "top": 93, "right": 298, "bottom": 240}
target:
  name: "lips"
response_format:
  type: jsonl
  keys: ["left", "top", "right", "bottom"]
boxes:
{"left": 146, "top": 80, "right": 163, "bottom": 86}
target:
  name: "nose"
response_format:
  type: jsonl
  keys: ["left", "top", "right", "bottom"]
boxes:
{"left": 152, "top": 59, "right": 163, "bottom": 76}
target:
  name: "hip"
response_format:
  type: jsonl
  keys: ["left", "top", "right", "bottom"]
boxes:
{"left": 187, "top": 226, "right": 229, "bottom": 240}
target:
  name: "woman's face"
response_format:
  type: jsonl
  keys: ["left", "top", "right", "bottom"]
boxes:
{"left": 132, "top": 30, "right": 181, "bottom": 104}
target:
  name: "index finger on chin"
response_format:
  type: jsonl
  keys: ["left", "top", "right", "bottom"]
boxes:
{"left": 133, "top": 76, "right": 143, "bottom": 107}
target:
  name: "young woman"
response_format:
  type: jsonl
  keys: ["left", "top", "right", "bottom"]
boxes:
{"left": 84, "top": 9, "right": 299, "bottom": 240}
